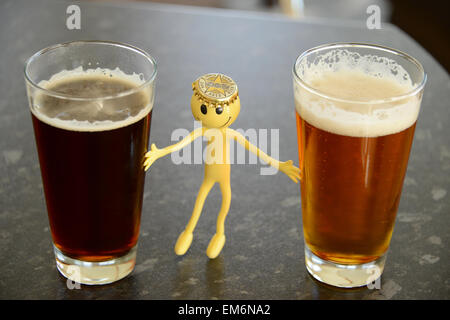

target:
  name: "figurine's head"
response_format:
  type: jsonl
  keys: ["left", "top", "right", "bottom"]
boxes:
{"left": 191, "top": 73, "right": 240, "bottom": 129}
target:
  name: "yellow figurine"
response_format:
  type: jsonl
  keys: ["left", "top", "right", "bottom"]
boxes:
{"left": 143, "top": 73, "right": 300, "bottom": 259}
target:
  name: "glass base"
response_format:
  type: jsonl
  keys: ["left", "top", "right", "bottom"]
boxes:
{"left": 304, "top": 246, "right": 386, "bottom": 288}
{"left": 54, "top": 245, "right": 137, "bottom": 285}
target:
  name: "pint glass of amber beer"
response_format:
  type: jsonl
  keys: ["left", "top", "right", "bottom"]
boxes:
{"left": 293, "top": 43, "right": 426, "bottom": 287}
{"left": 25, "top": 41, "right": 157, "bottom": 285}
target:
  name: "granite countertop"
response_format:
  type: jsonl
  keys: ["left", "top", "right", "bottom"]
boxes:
{"left": 0, "top": 0, "right": 448, "bottom": 300}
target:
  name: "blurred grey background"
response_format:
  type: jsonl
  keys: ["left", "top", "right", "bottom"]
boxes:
{"left": 78, "top": 0, "right": 449, "bottom": 72}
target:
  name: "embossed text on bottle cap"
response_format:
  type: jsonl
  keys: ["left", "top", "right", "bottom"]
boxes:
{"left": 192, "top": 73, "right": 238, "bottom": 105}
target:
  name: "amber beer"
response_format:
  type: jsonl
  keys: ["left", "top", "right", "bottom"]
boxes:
{"left": 295, "top": 70, "right": 419, "bottom": 264}
{"left": 296, "top": 113, "right": 415, "bottom": 264}
{"left": 31, "top": 72, "right": 152, "bottom": 261}
{"left": 293, "top": 43, "right": 426, "bottom": 287}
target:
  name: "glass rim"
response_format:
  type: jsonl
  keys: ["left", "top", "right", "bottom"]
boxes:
{"left": 292, "top": 42, "right": 427, "bottom": 105}
{"left": 24, "top": 40, "right": 158, "bottom": 101}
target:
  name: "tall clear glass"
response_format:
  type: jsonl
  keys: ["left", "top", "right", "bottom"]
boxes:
{"left": 292, "top": 43, "right": 426, "bottom": 287}
{"left": 24, "top": 41, "right": 157, "bottom": 285}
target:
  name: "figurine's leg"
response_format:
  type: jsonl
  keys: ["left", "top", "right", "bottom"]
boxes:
{"left": 206, "top": 180, "right": 231, "bottom": 259}
{"left": 174, "top": 178, "right": 215, "bottom": 256}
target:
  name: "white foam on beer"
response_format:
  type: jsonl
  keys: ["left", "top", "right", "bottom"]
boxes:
{"left": 30, "top": 67, "right": 153, "bottom": 132}
{"left": 294, "top": 49, "right": 421, "bottom": 137}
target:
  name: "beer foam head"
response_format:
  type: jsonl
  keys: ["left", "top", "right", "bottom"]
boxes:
{"left": 293, "top": 48, "right": 423, "bottom": 137}
{"left": 30, "top": 67, "right": 154, "bottom": 132}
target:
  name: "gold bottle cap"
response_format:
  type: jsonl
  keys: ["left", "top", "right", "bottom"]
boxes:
{"left": 192, "top": 73, "right": 238, "bottom": 106}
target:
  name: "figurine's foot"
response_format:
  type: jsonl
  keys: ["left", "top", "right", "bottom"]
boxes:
{"left": 206, "top": 233, "right": 226, "bottom": 259}
{"left": 175, "top": 230, "right": 193, "bottom": 255}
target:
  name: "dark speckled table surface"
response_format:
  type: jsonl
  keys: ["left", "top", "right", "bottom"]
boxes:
{"left": 0, "top": 0, "right": 449, "bottom": 300}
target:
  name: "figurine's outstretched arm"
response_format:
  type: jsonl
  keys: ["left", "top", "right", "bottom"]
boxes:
{"left": 227, "top": 128, "right": 300, "bottom": 183}
{"left": 144, "top": 127, "right": 204, "bottom": 171}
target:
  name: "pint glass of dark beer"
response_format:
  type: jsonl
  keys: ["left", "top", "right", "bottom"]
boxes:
{"left": 25, "top": 41, "right": 157, "bottom": 285}
{"left": 292, "top": 43, "right": 426, "bottom": 287}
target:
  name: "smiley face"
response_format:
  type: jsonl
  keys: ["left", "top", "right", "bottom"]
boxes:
{"left": 191, "top": 93, "right": 240, "bottom": 129}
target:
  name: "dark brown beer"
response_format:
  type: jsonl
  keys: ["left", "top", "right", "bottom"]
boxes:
{"left": 296, "top": 112, "right": 415, "bottom": 264}
{"left": 31, "top": 73, "right": 152, "bottom": 261}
